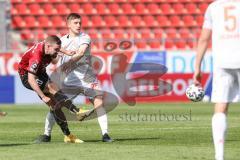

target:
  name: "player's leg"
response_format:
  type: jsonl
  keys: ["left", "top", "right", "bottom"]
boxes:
{"left": 34, "top": 111, "right": 55, "bottom": 143}
{"left": 212, "top": 103, "right": 228, "bottom": 160}
{"left": 22, "top": 72, "right": 82, "bottom": 143}
{"left": 95, "top": 96, "right": 112, "bottom": 142}
{"left": 211, "top": 68, "right": 237, "bottom": 160}
{"left": 45, "top": 82, "right": 81, "bottom": 114}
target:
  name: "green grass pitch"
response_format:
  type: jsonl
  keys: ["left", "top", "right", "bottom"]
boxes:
{"left": 0, "top": 103, "right": 239, "bottom": 160}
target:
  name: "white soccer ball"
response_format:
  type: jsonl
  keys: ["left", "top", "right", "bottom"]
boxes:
{"left": 186, "top": 84, "right": 205, "bottom": 102}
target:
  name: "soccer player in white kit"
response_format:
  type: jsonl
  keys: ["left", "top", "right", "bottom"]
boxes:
{"left": 193, "top": 0, "right": 240, "bottom": 160}
{"left": 36, "top": 13, "right": 112, "bottom": 143}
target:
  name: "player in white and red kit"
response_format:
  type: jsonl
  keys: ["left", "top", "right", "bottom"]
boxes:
{"left": 193, "top": 1, "right": 240, "bottom": 160}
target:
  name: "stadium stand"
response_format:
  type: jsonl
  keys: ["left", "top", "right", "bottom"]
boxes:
{"left": 11, "top": 0, "right": 213, "bottom": 50}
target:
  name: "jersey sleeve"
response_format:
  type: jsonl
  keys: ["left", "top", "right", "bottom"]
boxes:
{"left": 80, "top": 33, "right": 91, "bottom": 46}
{"left": 27, "top": 45, "right": 41, "bottom": 74}
{"left": 203, "top": 5, "right": 212, "bottom": 29}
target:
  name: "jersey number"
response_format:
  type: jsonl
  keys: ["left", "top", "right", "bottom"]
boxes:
{"left": 224, "top": 6, "right": 237, "bottom": 32}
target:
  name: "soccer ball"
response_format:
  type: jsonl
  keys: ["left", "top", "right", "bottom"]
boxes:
{"left": 186, "top": 84, "right": 205, "bottom": 102}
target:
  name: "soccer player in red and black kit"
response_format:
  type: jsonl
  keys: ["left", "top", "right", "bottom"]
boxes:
{"left": 18, "top": 35, "right": 83, "bottom": 143}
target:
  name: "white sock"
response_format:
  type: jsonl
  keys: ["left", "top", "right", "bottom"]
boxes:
{"left": 212, "top": 113, "right": 227, "bottom": 160}
{"left": 44, "top": 112, "right": 56, "bottom": 136}
{"left": 96, "top": 107, "right": 108, "bottom": 135}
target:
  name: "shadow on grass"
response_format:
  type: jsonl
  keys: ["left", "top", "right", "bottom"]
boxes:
{"left": 85, "top": 137, "right": 162, "bottom": 143}
{"left": 0, "top": 143, "right": 30, "bottom": 147}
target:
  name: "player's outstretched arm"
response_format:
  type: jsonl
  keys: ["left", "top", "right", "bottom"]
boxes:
{"left": 70, "top": 44, "right": 88, "bottom": 62}
{"left": 194, "top": 28, "right": 212, "bottom": 85}
{"left": 28, "top": 72, "right": 50, "bottom": 104}
{"left": 60, "top": 48, "right": 76, "bottom": 56}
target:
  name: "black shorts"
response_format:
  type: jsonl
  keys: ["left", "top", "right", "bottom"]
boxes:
{"left": 18, "top": 70, "right": 49, "bottom": 91}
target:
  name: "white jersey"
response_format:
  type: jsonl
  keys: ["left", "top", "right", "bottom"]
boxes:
{"left": 60, "top": 32, "right": 96, "bottom": 86}
{"left": 203, "top": 0, "right": 240, "bottom": 68}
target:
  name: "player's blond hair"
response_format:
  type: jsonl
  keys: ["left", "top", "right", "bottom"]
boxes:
{"left": 67, "top": 13, "right": 81, "bottom": 22}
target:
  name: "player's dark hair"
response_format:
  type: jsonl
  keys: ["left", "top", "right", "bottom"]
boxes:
{"left": 67, "top": 13, "right": 81, "bottom": 22}
{"left": 45, "top": 35, "right": 61, "bottom": 45}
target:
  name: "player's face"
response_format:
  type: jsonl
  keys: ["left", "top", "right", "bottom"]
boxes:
{"left": 46, "top": 44, "right": 61, "bottom": 57}
{"left": 68, "top": 18, "right": 81, "bottom": 35}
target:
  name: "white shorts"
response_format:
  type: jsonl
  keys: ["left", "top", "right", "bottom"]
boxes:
{"left": 211, "top": 68, "right": 240, "bottom": 103}
{"left": 62, "top": 77, "right": 103, "bottom": 98}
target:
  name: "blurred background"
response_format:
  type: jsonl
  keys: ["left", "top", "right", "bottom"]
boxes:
{"left": 0, "top": 0, "right": 213, "bottom": 104}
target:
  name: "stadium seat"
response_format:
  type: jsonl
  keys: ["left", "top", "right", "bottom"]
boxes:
{"left": 22, "top": 0, "right": 34, "bottom": 4}
{"left": 130, "top": 15, "right": 144, "bottom": 27}
{"left": 199, "top": 3, "right": 209, "bottom": 14}
{"left": 51, "top": 16, "right": 65, "bottom": 28}
{"left": 101, "top": 29, "right": 114, "bottom": 39}
{"left": 146, "top": 3, "right": 160, "bottom": 14}
{"left": 104, "top": 16, "right": 118, "bottom": 27}
{"left": 185, "top": 3, "right": 199, "bottom": 14}
{"left": 81, "top": 16, "right": 90, "bottom": 27}
{"left": 82, "top": 3, "right": 95, "bottom": 14}
{"left": 108, "top": 3, "right": 121, "bottom": 15}
{"left": 95, "top": 3, "right": 107, "bottom": 15}
{"left": 179, "top": 28, "right": 193, "bottom": 39}
{"left": 152, "top": 28, "right": 164, "bottom": 39}
{"left": 169, "top": 15, "right": 183, "bottom": 27}
{"left": 28, "top": 3, "right": 43, "bottom": 15}
{"left": 135, "top": 40, "right": 147, "bottom": 49}
{"left": 164, "top": 39, "right": 175, "bottom": 49}
{"left": 196, "top": 15, "right": 204, "bottom": 26}
{"left": 48, "top": 0, "right": 61, "bottom": 2}
{"left": 58, "top": 28, "right": 68, "bottom": 36}
{"left": 172, "top": 3, "right": 184, "bottom": 14}
{"left": 24, "top": 16, "right": 38, "bottom": 28}
{"left": 15, "top": 4, "right": 29, "bottom": 15}
{"left": 46, "top": 29, "right": 58, "bottom": 36}
{"left": 113, "top": 28, "right": 127, "bottom": 39}
{"left": 165, "top": 28, "right": 178, "bottom": 39}
{"left": 134, "top": 3, "right": 148, "bottom": 14}
{"left": 139, "top": 28, "right": 152, "bottom": 39}
{"left": 148, "top": 41, "right": 161, "bottom": 49}
{"left": 12, "top": 0, "right": 21, "bottom": 3}
{"left": 42, "top": 3, "right": 57, "bottom": 15}
{"left": 68, "top": 3, "right": 81, "bottom": 13}
{"left": 12, "top": 16, "right": 26, "bottom": 28}
{"left": 159, "top": 3, "right": 173, "bottom": 15}
{"left": 38, "top": 16, "right": 52, "bottom": 28}
{"left": 156, "top": 15, "right": 171, "bottom": 27}
{"left": 121, "top": 3, "right": 134, "bottom": 14}
{"left": 55, "top": 3, "right": 70, "bottom": 15}
{"left": 117, "top": 15, "right": 131, "bottom": 27}
{"left": 86, "top": 29, "right": 100, "bottom": 39}
{"left": 182, "top": 15, "right": 197, "bottom": 27}
{"left": 143, "top": 15, "right": 157, "bottom": 27}
{"left": 176, "top": 39, "right": 187, "bottom": 49}
{"left": 187, "top": 39, "right": 196, "bottom": 49}
{"left": 91, "top": 16, "right": 105, "bottom": 27}
{"left": 126, "top": 29, "right": 138, "bottom": 39}
{"left": 193, "top": 28, "right": 201, "bottom": 38}
{"left": 20, "top": 29, "right": 34, "bottom": 40}
{"left": 34, "top": 29, "right": 47, "bottom": 40}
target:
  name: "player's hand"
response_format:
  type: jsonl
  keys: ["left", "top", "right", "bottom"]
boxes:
{"left": 42, "top": 96, "right": 51, "bottom": 104}
{"left": 65, "top": 51, "right": 76, "bottom": 56}
{"left": 193, "top": 69, "right": 201, "bottom": 86}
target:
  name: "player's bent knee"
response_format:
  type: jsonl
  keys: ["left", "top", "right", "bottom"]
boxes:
{"left": 214, "top": 103, "right": 229, "bottom": 114}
